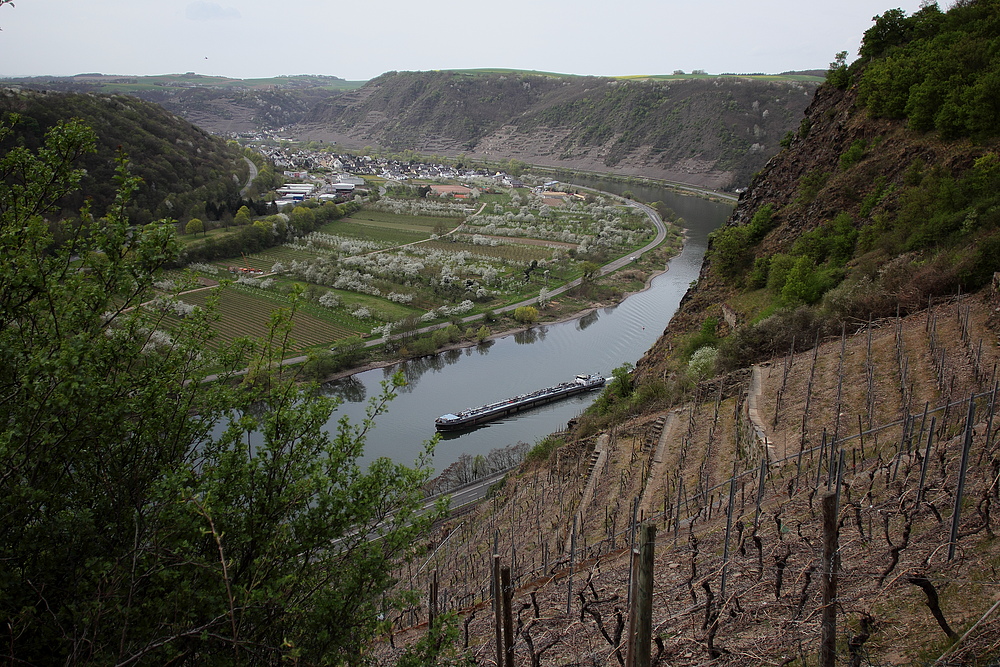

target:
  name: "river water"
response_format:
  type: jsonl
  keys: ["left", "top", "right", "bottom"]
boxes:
{"left": 320, "top": 182, "right": 733, "bottom": 472}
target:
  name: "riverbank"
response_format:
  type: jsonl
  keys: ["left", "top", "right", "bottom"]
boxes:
{"left": 315, "top": 235, "right": 686, "bottom": 385}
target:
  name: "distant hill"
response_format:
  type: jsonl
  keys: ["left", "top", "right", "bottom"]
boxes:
{"left": 293, "top": 70, "right": 821, "bottom": 190}
{"left": 0, "top": 73, "right": 366, "bottom": 136}
{"left": 4, "top": 70, "right": 822, "bottom": 191}
{"left": 0, "top": 89, "right": 251, "bottom": 224}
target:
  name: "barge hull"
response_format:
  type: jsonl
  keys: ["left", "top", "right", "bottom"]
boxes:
{"left": 435, "top": 374, "right": 605, "bottom": 432}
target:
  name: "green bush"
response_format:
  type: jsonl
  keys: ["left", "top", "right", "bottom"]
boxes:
{"left": 839, "top": 139, "right": 868, "bottom": 170}
{"left": 796, "top": 169, "right": 829, "bottom": 205}
{"left": 524, "top": 435, "right": 563, "bottom": 465}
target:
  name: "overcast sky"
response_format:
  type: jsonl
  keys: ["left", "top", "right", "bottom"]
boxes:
{"left": 1, "top": 0, "right": 933, "bottom": 81}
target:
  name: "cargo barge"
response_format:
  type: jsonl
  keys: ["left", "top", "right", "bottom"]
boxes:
{"left": 435, "top": 373, "right": 606, "bottom": 431}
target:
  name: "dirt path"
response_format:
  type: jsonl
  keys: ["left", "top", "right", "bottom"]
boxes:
{"left": 637, "top": 410, "right": 681, "bottom": 517}
{"left": 746, "top": 363, "right": 775, "bottom": 460}
{"left": 568, "top": 433, "right": 609, "bottom": 557}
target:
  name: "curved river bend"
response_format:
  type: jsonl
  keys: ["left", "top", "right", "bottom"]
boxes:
{"left": 321, "top": 184, "right": 733, "bottom": 473}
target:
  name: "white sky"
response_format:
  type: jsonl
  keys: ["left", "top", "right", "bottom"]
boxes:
{"left": 1, "top": 0, "right": 934, "bottom": 81}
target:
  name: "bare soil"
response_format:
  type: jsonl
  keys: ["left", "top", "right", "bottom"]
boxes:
{"left": 376, "top": 291, "right": 1000, "bottom": 666}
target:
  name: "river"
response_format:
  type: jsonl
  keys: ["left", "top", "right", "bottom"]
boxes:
{"left": 320, "top": 181, "right": 733, "bottom": 473}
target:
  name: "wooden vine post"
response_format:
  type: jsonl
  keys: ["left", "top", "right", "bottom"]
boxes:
{"left": 625, "top": 523, "right": 657, "bottom": 667}
{"left": 820, "top": 493, "right": 839, "bottom": 667}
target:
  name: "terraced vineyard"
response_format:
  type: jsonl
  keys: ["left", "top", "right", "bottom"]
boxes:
{"left": 378, "top": 291, "right": 1000, "bottom": 666}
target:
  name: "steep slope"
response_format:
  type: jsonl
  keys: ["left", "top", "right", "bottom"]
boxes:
{"left": 372, "top": 4, "right": 1000, "bottom": 665}
{"left": 635, "top": 6, "right": 1000, "bottom": 385}
{"left": 293, "top": 71, "right": 820, "bottom": 190}
{"left": 0, "top": 89, "right": 249, "bottom": 223}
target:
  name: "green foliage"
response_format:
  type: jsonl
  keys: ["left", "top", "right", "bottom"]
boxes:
{"left": 827, "top": 51, "right": 850, "bottom": 89}
{"left": 233, "top": 204, "right": 252, "bottom": 226}
{"left": 791, "top": 212, "right": 858, "bottom": 266}
{"left": 682, "top": 317, "right": 720, "bottom": 359}
{"left": 856, "top": 2, "right": 1000, "bottom": 140}
{"left": 708, "top": 204, "right": 776, "bottom": 281}
{"left": 797, "top": 117, "right": 812, "bottom": 140}
{"left": 780, "top": 256, "right": 826, "bottom": 305}
{"left": 766, "top": 254, "right": 797, "bottom": 293}
{"left": 0, "top": 91, "right": 245, "bottom": 223}
{"left": 395, "top": 612, "right": 472, "bottom": 667}
{"left": 709, "top": 225, "right": 751, "bottom": 279}
{"left": 839, "top": 139, "right": 868, "bottom": 170}
{"left": 525, "top": 435, "right": 564, "bottom": 465}
{"left": 747, "top": 256, "right": 771, "bottom": 289}
{"left": 513, "top": 305, "right": 539, "bottom": 323}
{"left": 796, "top": 169, "right": 830, "bottom": 205}
{"left": 184, "top": 216, "right": 204, "bottom": 235}
{"left": 0, "top": 118, "right": 439, "bottom": 663}
{"left": 610, "top": 363, "right": 635, "bottom": 398}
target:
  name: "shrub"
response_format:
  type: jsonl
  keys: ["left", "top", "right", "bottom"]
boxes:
{"left": 717, "top": 307, "right": 835, "bottom": 372}
{"left": 688, "top": 346, "right": 718, "bottom": 381}
{"left": 512, "top": 306, "right": 539, "bottom": 323}
{"left": 524, "top": 435, "right": 562, "bottom": 465}
{"left": 839, "top": 139, "right": 868, "bottom": 170}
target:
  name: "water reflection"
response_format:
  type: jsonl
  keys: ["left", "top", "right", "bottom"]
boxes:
{"left": 319, "top": 375, "right": 367, "bottom": 403}
{"left": 514, "top": 326, "right": 547, "bottom": 345}
{"left": 577, "top": 310, "right": 600, "bottom": 331}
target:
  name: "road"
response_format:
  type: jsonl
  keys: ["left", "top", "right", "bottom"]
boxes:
{"left": 240, "top": 157, "right": 259, "bottom": 198}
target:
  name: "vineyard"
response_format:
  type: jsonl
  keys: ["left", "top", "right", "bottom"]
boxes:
{"left": 377, "top": 291, "right": 1000, "bottom": 666}
{"left": 178, "top": 287, "right": 360, "bottom": 348}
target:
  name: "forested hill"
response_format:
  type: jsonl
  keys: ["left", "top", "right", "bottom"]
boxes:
{"left": 294, "top": 71, "right": 820, "bottom": 190}
{"left": 633, "top": 0, "right": 1000, "bottom": 386}
{"left": 0, "top": 90, "right": 249, "bottom": 224}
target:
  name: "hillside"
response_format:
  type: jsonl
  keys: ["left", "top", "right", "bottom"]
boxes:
{"left": 293, "top": 71, "right": 819, "bottom": 190}
{"left": 370, "top": 3, "right": 1000, "bottom": 665}
{"left": 0, "top": 73, "right": 363, "bottom": 135}
{"left": 635, "top": 0, "right": 1000, "bottom": 387}
{"left": 5, "top": 70, "right": 819, "bottom": 191}
{"left": 0, "top": 89, "right": 249, "bottom": 223}
{"left": 380, "top": 292, "right": 1000, "bottom": 665}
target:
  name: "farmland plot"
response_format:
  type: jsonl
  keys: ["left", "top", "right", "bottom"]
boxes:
{"left": 178, "top": 286, "right": 363, "bottom": 349}
{"left": 178, "top": 188, "right": 658, "bottom": 350}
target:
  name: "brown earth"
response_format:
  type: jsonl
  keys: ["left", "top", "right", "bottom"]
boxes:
{"left": 375, "top": 290, "right": 1000, "bottom": 666}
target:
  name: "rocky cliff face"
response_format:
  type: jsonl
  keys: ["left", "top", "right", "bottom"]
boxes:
{"left": 292, "top": 71, "right": 820, "bottom": 190}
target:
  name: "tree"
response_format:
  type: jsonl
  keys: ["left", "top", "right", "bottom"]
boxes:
{"left": 185, "top": 216, "right": 205, "bottom": 236}
{"left": 579, "top": 261, "right": 601, "bottom": 282}
{"left": 234, "top": 204, "right": 252, "bottom": 226}
{"left": 513, "top": 305, "right": 539, "bottom": 323}
{"left": 0, "top": 117, "right": 440, "bottom": 664}
{"left": 827, "top": 51, "right": 850, "bottom": 89}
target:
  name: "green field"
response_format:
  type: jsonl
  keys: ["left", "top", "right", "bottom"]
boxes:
{"left": 179, "top": 287, "right": 362, "bottom": 350}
